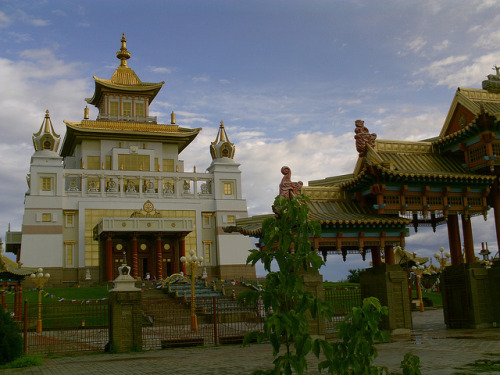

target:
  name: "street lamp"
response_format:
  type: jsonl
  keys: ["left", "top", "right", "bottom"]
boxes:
{"left": 434, "top": 247, "right": 450, "bottom": 270}
{"left": 180, "top": 250, "right": 203, "bottom": 331}
{"left": 411, "top": 263, "right": 425, "bottom": 312}
{"left": 30, "top": 268, "right": 50, "bottom": 333}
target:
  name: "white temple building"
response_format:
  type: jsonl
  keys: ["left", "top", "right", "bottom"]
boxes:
{"left": 10, "top": 34, "right": 254, "bottom": 284}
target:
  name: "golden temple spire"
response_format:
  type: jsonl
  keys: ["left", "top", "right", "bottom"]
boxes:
{"left": 116, "top": 32, "right": 131, "bottom": 67}
{"left": 32, "top": 110, "right": 61, "bottom": 152}
{"left": 210, "top": 120, "right": 235, "bottom": 160}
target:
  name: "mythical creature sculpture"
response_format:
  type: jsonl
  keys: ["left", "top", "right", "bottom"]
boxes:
{"left": 279, "top": 166, "right": 303, "bottom": 199}
{"left": 354, "top": 120, "right": 377, "bottom": 157}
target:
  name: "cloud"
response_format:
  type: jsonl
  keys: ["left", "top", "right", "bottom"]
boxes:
{"left": 150, "top": 66, "right": 172, "bottom": 74}
{"left": 433, "top": 40, "right": 449, "bottom": 51}
{"left": 407, "top": 37, "right": 427, "bottom": 54}
{"left": 8, "top": 32, "right": 32, "bottom": 43}
{"left": 0, "top": 11, "right": 10, "bottom": 28}
{"left": 192, "top": 75, "right": 210, "bottom": 83}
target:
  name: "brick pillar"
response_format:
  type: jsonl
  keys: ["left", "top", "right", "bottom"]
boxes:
{"left": 461, "top": 215, "right": 475, "bottom": 263}
{"left": 180, "top": 237, "right": 186, "bottom": 275}
{"left": 300, "top": 270, "right": 326, "bottom": 337}
{"left": 156, "top": 234, "right": 163, "bottom": 280}
{"left": 447, "top": 214, "right": 463, "bottom": 265}
{"left": 371, "top": 246, "right": 382, "bottom": 267}
{"left": 108, "top": 290, "right": 142, "bottom": 352}
{"left": 131, "top": 234, "right": 138, "bottom": 279}
{"left": 106, "top": 235, "right": 113, "bottom": 281}
{"left": 384, "top": 245, "right": 394, "bottom": 265}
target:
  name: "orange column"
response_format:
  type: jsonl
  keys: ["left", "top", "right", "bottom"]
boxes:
{"left": 384, "top": 245, "right": 395, "bottom": 265}
{"left": 461, "top": 215, "right": 475, "bottom": 263}
{"left": 132, "top": 233, "right": 138, "bottom": 279}
{"left": 13, "top": 285, "right": 19, "bottom": 320}
{"left": 371, "top": 246, "right": 382, "bottom": 267}
{"left": 447, "top": 214, "right": 463, "bottom": 265}
{"left": 106, "top": 235, "right": 113, "bottom": 281}
{"left": 156, "top": 234, "right": 163, "bottom": 280}
{"left": 180, "top": 237, "right": 186, "bottom": 275}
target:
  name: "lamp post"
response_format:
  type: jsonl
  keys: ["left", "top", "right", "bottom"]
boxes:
{"left": 180, "top": 250, "right": 203, "bottom": 331}
{"left": 434, "top": 247, "right": 450, "bottom": 270}
{"left": 30, "top": 268, "right": 50, "bottom": 333}
{"left": 411, "top": 263, "right": 426, "bottom": 312}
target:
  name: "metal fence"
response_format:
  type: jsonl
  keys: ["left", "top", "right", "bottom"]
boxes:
{"left": 142, "top": 296, "right": 264, "bottom": 349}
{"left": 4, "top": 300, "right": 109, "bottom": 355}
{"left": 324, "top": 287, "right": 362, "bottom": 330}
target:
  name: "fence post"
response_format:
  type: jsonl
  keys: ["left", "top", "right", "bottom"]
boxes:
{"left": 23, "top": 299, "right": 28, "bottom": 354}
{"left": 212, "top": 296, "right": 218, "bottom": 345}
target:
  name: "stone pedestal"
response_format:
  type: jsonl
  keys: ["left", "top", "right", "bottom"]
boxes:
{"left": 442, "top": 262, "right": 497, "bottom": 328}
{"left": 108, "top": 263, "right": 142, "bottom": 352}
{"left": 360, "top": 264, "right": 412, "bottom": 332}
{"left": 301, "top": 271, "right": 326, "bottom": 337}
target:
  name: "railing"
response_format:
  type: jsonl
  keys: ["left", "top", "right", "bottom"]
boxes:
{"left": 96, "top": 114, "right": 157, "bottom": 123}
{"left": 142, "top": 296, "right": 264, "bottom": 349}
{"left": 324, "top": 286, "right": 362, "bottom": 330}
{"left": 63, "top": 169, "right": 214, "bottom": 199}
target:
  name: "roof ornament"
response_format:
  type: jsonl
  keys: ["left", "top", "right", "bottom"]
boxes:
{"left": 278, "top": 166, "right": 303, "bottom": 199}
{"left": 32, "top": 110, "right": 61, "bottom": 152}
{"left": 354, "top": 120, "right": 377, "bottom": 157}
{"left": 210, "top": 121, "right": 235, "bottom": 160}
{"left": 116, "top": 32, "right": 131, "bottom": 67}
{"left": 482, "top": 65, "right": 500, "bottom": 93}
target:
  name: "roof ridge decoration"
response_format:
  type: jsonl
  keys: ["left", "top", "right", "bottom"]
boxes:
{"left": 32, "top": 110, "right": 61, "bottom": 152}
{"left": 210, "top": 121, "right": 235, "bottom": 159}
{"left": 354, "top": 120, "right": 376, "bottom": 156}
{"left": 482, "top": 65, "right": 500, "bottom": 93}
{"left": 279, "top": 166, "right": 303, "bottom": 198}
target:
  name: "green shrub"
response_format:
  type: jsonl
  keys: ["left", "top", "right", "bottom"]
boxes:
{"left": 0, "top": 306, "right": 23, "bottom": 365}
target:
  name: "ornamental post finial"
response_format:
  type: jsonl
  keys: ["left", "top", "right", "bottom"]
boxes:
{"left": 116, "top": 33, "right": 131, "bottom": 66}
{"left": 354, "top": 120, "right": 377, "bottom": 157}
{"left": 278, "top": 166, "right": 303, "bottom": 199}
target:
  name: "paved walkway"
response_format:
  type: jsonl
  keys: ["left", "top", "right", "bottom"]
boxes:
{"left": 2, "top": 309, "right": 500, "bottom": 375}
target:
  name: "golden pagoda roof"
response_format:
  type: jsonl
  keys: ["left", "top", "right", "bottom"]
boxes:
{"left": 60, "top": 120, "right": 201, "bottom": 156}
{"left": 86, "top": 34, "right": 164, "bottom": 106}
{"left": 0, "top": 253, "right": 34, "bottom": 276}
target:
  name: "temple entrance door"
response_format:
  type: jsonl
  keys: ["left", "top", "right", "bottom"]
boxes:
{"left": 142, "top": 258, "right": 149, "bottom": 277}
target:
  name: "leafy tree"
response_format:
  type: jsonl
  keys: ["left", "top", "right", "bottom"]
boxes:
{"left": 0, "top": 306, "right": 23, "bottom": 365}
{"left": 241, "top": 194, "right": 329, "bottom": 375}
{"left": 346, "top": 268, "right": 365, "bottom": 284}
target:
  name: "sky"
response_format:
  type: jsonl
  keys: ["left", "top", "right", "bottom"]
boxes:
{"left": 1, "top": 0, "right": 500, "bottom": 281}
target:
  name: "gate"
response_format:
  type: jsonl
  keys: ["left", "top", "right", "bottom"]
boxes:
{"left": 324, "top": 286, "right": 362, "bottom": 330}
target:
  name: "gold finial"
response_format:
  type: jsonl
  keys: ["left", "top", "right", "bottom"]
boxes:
{"left": 84, "top": 106, "right": 89, "bottom": 119}
{"left": 194, "top": 166, "right": 197, "bottom": 173}
{"left": 171, "top": 111, "right": 176, "bottom": 124}
{"left": 116, "top": 33, "right": 131, "bottom": 66}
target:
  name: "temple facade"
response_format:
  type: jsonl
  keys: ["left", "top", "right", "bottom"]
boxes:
{"left": 12, "top": 34, "right": 254, "bottom": 284}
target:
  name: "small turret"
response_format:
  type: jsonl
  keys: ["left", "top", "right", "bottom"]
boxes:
{"left": 210, "top": 121, "right": 235, "bottom": 160}
{"left": 32, "top": 110, "right": 61, "bottom": 153}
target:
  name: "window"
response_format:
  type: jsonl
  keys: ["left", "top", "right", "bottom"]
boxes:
{"left": 64, "top": 242, "right": 74, "bottom": 266}
{"left": 163, "top": 159, "right": 175, "bottom": 172}
{"left": 42, "top": 213, "right": 52, "bottom": 222}
{"left": 109, "top": 101, "right": 119, "bottom": 116}
{"left": 202, "top": 214, "right": 212, "bottom": 228}
{"left": 123, "top": 102, "right": 132, "bottom": 116}
{"left": 42, "top": 177, "right": 52, "bottom": 191}
{"left": 227, "top": 215, "right": 235, "bottom": 224}
{"left": 224, "top": 183, "right": 232, "bottom": 195}
{"left": 105, "top": 156, "right": 112, "bottom": 170}
{"left": 65, "top": 214, "right": 74, "bottom": 227}
{"left": 87, "top": 156, "right": 100, "bottom": 170}
{"left": 203, "top": 242, "right": 212, "bottom": 263}
{"left": 118, "top": 154, "right": 150, "bottom": 171}
{"left": 135, "top": 102, "right": 144, "bottom": 117}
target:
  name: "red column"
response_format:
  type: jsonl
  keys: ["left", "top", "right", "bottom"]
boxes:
{"left": 447, "top": 214, "right": 463, "bottom": 265}
{"left": 106, "top": 235, "right": 113, "bottom": 281}
{"left": 493, "top": 183, "right": 500, "bottom": 254}
{"left": 384, "top": 245, "right": 395, "bottom": 265}
{"left": 132, "top": 233, "right": 138, "bottom": 279}
{"left": 156, "top": 234, "right": 163, "bottom": 280}
{"left": 13, "top": 285, "right": 19, "bottom": 321}
{"left": 17, "top": 284, "right": 22, "bottom": 320}
{"left": 371, "top": 246, "right": 382, "bottom": 267}
{"left": 461, "top": 215, "right": 475, "bottom": 263}
{"left": 180, "top": 237, "right": 186, "bottom": 275}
